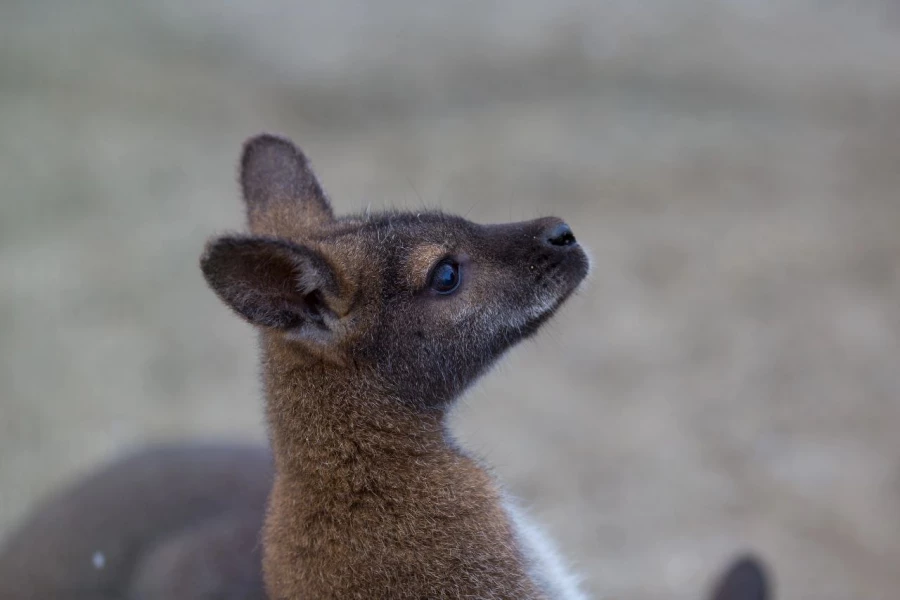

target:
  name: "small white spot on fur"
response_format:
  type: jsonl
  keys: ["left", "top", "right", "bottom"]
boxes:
{"left": 92, "top": 551, "right": 105, "bottom": 570}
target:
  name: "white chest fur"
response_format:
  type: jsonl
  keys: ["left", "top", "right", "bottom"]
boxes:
{"left": 503, "top": 498, "right": 588, "bottom": 600}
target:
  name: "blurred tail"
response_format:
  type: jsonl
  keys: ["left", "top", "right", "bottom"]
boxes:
{"left": 708, "top": 554, "right": 771, "bottom": 600}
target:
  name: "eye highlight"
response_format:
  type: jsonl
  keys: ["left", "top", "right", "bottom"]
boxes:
{"left": 429, "top": 259, "right": 461, "bottom": 295}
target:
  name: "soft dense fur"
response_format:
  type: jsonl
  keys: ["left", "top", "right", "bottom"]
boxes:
{"left": 0, "top": 134, "right": 771, "bottom": 600}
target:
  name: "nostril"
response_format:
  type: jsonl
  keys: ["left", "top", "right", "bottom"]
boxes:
{"left": 545, "top": 222, "right": 576, "bottom": 247}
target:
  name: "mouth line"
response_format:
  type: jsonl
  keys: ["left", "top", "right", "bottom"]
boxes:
{"left": 535, "top": 246, "right": 589, "bottom": 283}
{"left": 504, "top": 248, "right": 588, "bottom": 337}
{"left": 520, "top": 285, "right": 577, "bottom": 336}
{"left": 521, "top": 256, "right": 588, "bottom": 334}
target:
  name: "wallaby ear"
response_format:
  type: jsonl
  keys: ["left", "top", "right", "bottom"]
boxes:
{"left": 239, "top": 134, "right": 334, "bottom": 232}
{"left": 200, "top": 235, "right": 341, "bottom": 341}
{"left": 709, "top": 555, "right": 771, "bottom": 600}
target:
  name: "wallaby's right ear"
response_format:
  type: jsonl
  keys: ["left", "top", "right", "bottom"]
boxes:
{"left": 709, "top": 555, "right": 771, "bottom": 600}
{"left": 240, "top": 134, "right": 334, "bottom": 232}
{"left": 200, "top": 235, "right": 342, "bottom": 342}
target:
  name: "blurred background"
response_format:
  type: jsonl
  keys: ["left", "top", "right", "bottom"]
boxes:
{"left": 2, "top": 1, "right": 899, "bottom": 598}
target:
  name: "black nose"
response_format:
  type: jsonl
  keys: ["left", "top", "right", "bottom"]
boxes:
{"left": 544, "top": 222, "right": 577, "bottom": 247}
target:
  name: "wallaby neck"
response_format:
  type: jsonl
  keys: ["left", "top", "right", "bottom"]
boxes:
{"left": 257, "top": 336, "right": 543, "bottom": 599}
{"left": 260, "top": 337, "right": 452, "bottom": 488}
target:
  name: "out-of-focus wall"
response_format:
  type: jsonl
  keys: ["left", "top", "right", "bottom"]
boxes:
{"left": 1, "top": 1, "right": 899, "bottom": 598}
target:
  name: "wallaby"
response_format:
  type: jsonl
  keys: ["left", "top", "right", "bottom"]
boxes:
{"left": 0, "top": 133, "right": 771, "bottom": 600}
{"left": 199, "top": 133, "right": 592, "bottom": 599}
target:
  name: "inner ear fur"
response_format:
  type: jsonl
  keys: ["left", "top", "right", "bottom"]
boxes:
{"left": 240, "top": 134, "right": 334, "bottom": 233}
{"left": 200, "top": 235, "right": 340, "bottom": 333}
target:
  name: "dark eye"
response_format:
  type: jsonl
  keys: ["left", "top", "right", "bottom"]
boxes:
{"left": 429, "top": 260, "right": 461, "bottom": 294}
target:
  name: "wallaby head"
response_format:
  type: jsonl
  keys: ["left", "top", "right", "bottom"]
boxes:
{"left": 201, "top": 134, "right": 590, "bottom": 408}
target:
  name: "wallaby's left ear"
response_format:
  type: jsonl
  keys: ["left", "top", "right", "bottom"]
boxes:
{"left": 240, "top": 134, "right": 334, "bottom": 233}
{"left": 200, "top": 235, "right": 342, "bottom": 343}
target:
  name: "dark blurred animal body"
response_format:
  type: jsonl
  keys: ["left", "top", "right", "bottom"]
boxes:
{"left": 0, "top": 443, "right": 271, "bottom": 599}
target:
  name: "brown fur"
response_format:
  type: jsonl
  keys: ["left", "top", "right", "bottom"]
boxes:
{"left": 259, "top": 352, "right": 543, "bottom": 599}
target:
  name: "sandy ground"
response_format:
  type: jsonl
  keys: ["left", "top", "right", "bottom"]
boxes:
{"left": 1, "top": 1, "right": 900, "bottom": 598}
